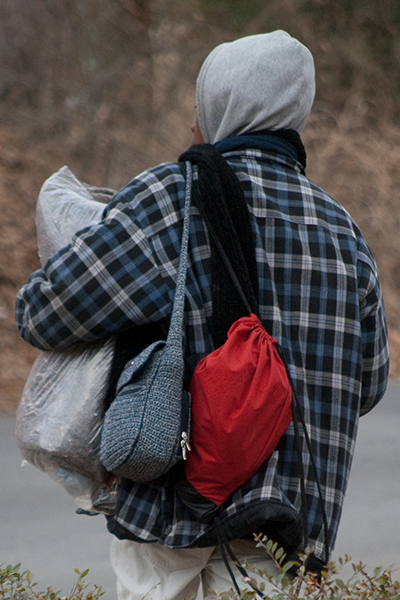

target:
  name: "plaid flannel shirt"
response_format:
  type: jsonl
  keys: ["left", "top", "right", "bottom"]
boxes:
{"left": 16, "top": 149, "right": 389, "bottom": 560}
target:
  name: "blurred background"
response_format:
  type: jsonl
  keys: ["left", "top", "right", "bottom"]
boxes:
{"left": 1, "top": 0, "right": 400, "bottom": 411}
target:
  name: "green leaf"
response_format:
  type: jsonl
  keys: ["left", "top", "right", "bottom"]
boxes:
{"left": 282, "top": 561, "right": 296, "bottom": 574}
{"left": 335, "top": 578, "right": 346, "bottom": 589}
{"left": 374, "top": 566, "right": 382, "bottom": 578}
{"left": 263, "top": 567, "right": 276, "bottom": 579}
{"left": 81, "top": 569, "right": 90, "bottom": 578}
{"left": 275, "top": 548, "right": 284, "bottom": 560}
{"left": 281, "top": 575, "right": 290, "bottom": 588}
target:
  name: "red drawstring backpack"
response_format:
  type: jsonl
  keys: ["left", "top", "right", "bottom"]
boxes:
{"left": 186, "top": 313, "right": 293, "bottom": 507}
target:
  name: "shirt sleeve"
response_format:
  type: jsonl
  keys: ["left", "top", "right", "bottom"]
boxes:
{"left": 357, "top": 243, "right": 390, "bottom": 415}
{"left": 15, "top": 164, "right": 185, "bottom": 350}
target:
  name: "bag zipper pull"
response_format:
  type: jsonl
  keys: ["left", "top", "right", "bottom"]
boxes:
{"left": 181, "top": 432, "right": 191, "bottom": 460}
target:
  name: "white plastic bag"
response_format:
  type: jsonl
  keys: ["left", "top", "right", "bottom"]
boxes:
{"left": 16, "top": 166, "right": 118, "bottom": 514}
{"left": 36, "top": 165, "right": 112, "bottom": 267}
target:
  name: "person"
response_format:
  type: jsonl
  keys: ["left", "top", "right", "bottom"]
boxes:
{"left": 16, "top": 30, "right": 389, "bottom": 600}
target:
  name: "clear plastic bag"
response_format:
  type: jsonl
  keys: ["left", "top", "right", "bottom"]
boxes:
{"left": 15, "top": 166, "right": 118, "bottom": 514}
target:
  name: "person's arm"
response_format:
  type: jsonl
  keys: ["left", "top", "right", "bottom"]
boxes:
{"left": 357, "top": 244, "right": 390, "bottom": 415}
{"left": 16, "top": 165, "right": 185, "bottom": 351}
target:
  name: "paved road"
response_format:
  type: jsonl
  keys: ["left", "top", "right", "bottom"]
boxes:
{"left": 1, "top": 383, "right": 399, "bottom": 598}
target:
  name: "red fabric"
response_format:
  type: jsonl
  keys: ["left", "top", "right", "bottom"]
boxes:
{"left": 186, "top": 314, "right": 293, "bottom": 506}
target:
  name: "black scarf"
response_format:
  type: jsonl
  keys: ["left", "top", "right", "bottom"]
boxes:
{"left": 181, "top": 130, "right": 306, "bottom": 347}
{"left": 179, "top": 143, "right": 259, "bottom": 349}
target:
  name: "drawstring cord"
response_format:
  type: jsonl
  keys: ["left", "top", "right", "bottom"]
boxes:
{"left": 214, "top": 517, "right": 268, "bottom": 600}
{"left": 277, "top": 344, "right": 330, "bottom": 565}
{"left": 291, "top": 395, "right": 310, "bottom": 550}
{"left": 291, "top": 393, "right": 330, "bottom": 563}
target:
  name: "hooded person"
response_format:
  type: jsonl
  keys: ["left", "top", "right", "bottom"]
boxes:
{"left": 16, "top": 32, "right": 388, "bottom": 600}
{"left": 195, "top": 30, "right": 315, "bottom": 143}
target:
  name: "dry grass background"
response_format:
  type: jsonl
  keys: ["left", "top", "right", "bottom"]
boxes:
{"left": 1, "top": 0, "right": 399, "bottom": 412}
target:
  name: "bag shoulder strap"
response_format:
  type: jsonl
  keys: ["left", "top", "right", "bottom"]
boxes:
{"left": 166, "top": 161, "right": 193, "bottom": 346}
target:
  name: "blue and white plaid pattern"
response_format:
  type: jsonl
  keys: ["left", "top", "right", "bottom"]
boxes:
{"left": 16, "top": 149, "right": 389, "bottom": 560}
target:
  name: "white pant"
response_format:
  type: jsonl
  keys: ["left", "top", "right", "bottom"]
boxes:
{"left": 110, "top": 537, "right": 279, "bottom": 600}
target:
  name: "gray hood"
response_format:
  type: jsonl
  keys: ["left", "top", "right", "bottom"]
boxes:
{"left": 196, "top": 31, "right": 315, "bottom": 144}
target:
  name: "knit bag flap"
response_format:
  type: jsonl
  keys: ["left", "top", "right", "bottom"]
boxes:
{"left": 99, "top": 339, "right": 190, "bottom": 481}
{"left": 185, "top": 313, "right": 293, "bottom": 507}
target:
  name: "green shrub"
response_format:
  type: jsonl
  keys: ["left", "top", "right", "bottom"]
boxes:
{"left": 2, "top": 541, "right": 400, "bottom": 600}
{"left": 211, "top": 534, "right": 400, "bottom": 600}
{"left": 0, "top": 565, "right": 104, "bottom": 600}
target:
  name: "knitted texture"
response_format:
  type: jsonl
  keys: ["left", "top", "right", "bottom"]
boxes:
{"left": 100, "top": 340, "right": 184, "bottom": 481}
{"left": 100, "top": 162, "right": 193, "bottom": 481}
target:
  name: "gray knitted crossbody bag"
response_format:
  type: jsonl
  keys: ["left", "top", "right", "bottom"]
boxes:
{"left": 100, "top": 161, "right": 193, "bottom": 481}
